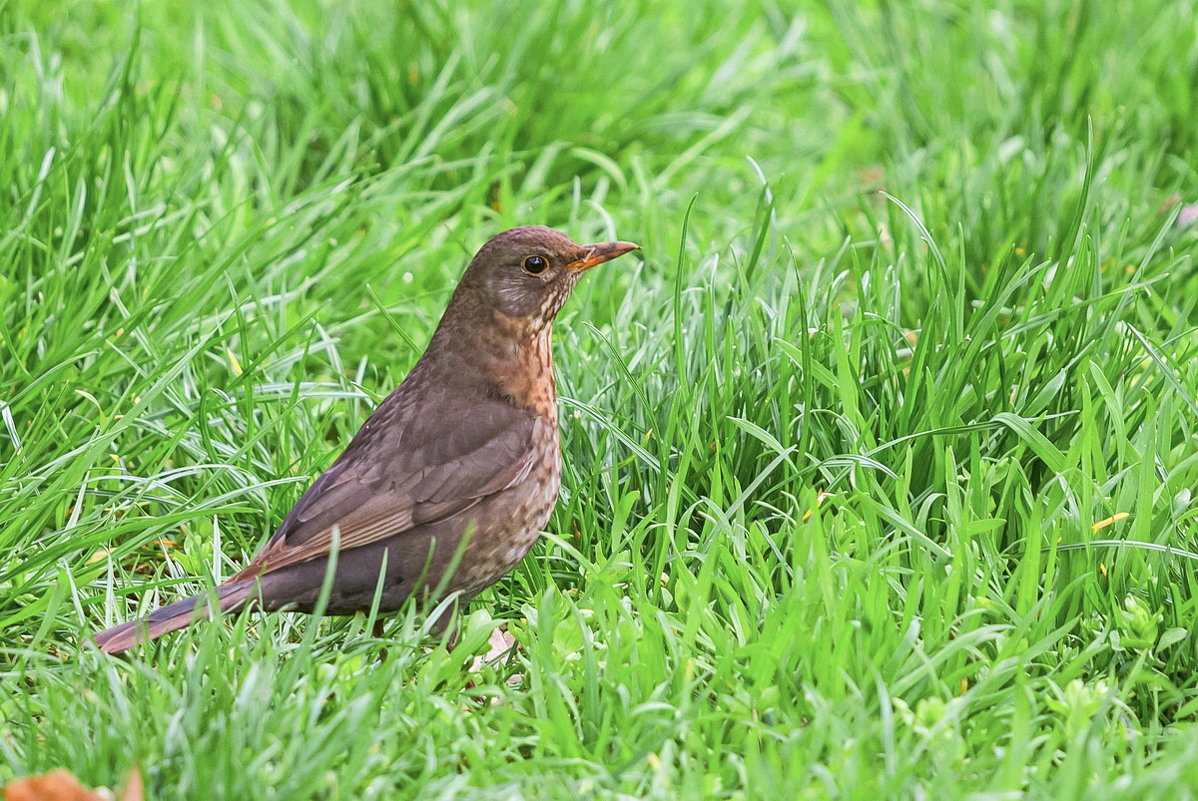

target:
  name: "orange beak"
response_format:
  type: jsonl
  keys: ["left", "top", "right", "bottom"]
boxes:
{"left": 567, "top": 240, "right": 641, "bottom": 271}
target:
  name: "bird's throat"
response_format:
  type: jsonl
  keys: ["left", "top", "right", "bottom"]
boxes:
{"left": 425, "top": 307, "right": 558, "bottom": 417}
{"left": 485, "top": 320, "right": 557, "bottom": 417}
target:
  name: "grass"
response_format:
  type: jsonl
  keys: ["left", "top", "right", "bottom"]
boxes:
{"left": 2, "top": 0, "right": 1198, "bottom": 797}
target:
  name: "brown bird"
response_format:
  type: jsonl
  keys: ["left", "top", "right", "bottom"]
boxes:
{"left": 93, "top": 226, "right": 640, "bottom": 654}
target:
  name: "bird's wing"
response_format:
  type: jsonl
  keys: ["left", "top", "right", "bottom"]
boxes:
{"left": 237, "top": 392, "right": 541, "bottom": 577}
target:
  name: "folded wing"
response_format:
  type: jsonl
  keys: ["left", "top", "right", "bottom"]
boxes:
{"left": 234, "top": 391, "right": 539, "bottom": 578}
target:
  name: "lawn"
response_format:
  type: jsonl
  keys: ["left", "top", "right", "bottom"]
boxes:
{"left": 3, "top": 0, "right": 1198, "bottom": 798}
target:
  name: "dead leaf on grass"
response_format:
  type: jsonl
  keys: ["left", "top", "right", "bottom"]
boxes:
{"left": 3, "top": 767, "right": 141, "bottom": 801}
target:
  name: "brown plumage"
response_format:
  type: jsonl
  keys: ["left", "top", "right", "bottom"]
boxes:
{"left": 92, "top": 226, "right": 640, "bottom": 654}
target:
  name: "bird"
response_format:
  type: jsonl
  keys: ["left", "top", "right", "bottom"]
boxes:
{"left": 92, "top": 225, "right": 640, "bottom": 654}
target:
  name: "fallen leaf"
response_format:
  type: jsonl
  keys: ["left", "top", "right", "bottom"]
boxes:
{"left": 4, "top": 769, "right": 107, "bottom": 801}
{"left": 117, "top": 768, "right": 141, "bottom": 801}
{"left": 2, "top": 768, "right": 141, "bottom": 801}
{"left": 469, "top": 625, "right": 517, "bottom": 673}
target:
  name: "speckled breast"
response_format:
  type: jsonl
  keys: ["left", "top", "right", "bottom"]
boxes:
{"left": 450, "top": 418, "right": 562, "bottom": 598}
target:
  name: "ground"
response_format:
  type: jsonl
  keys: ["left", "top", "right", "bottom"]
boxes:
{"left": 2, "top": 0, "right": 1198, "bottom": 798}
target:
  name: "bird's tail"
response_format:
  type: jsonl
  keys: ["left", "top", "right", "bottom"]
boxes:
{"left": 92, "top": 580, "right": 256, "bottom": 655}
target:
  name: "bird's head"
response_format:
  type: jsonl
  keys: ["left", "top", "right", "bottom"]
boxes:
{"left": 455, "top": 226, "right": 640, "bottom": 329}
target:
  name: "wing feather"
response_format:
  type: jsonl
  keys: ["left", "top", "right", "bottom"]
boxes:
{"left": 236, "top": 386, "right": 542, "bottom": 579}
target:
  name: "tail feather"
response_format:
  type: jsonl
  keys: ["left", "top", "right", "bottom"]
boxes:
{"left": 92, "top": 581, "right": 255, "bottom": 655}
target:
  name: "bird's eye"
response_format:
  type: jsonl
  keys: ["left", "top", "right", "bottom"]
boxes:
{"left": 521, "top": 255, "right": 550, "bottom": 275}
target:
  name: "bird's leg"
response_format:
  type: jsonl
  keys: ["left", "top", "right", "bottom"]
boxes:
{"left": 372, "top": 617, "right": 389, "bottom": 662}
{"left": 428, "top": 604, "right": 459, "bottom": 652}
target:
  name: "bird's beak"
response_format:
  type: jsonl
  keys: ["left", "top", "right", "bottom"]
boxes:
{"left": 567, "top": 240, "right": 641, "bottom": 271}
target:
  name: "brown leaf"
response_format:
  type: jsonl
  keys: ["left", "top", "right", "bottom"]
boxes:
{"left": 468, "top": 625, "right": 517, "bottom": 673}
{"left": 4, "top": 769, "right": 107, "bottom": 801}
{"left": 3, "top": 767, "right": 142, "bottom": 801}
{"left": 117, "top": 768, "right": 142, "bottom": 801}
